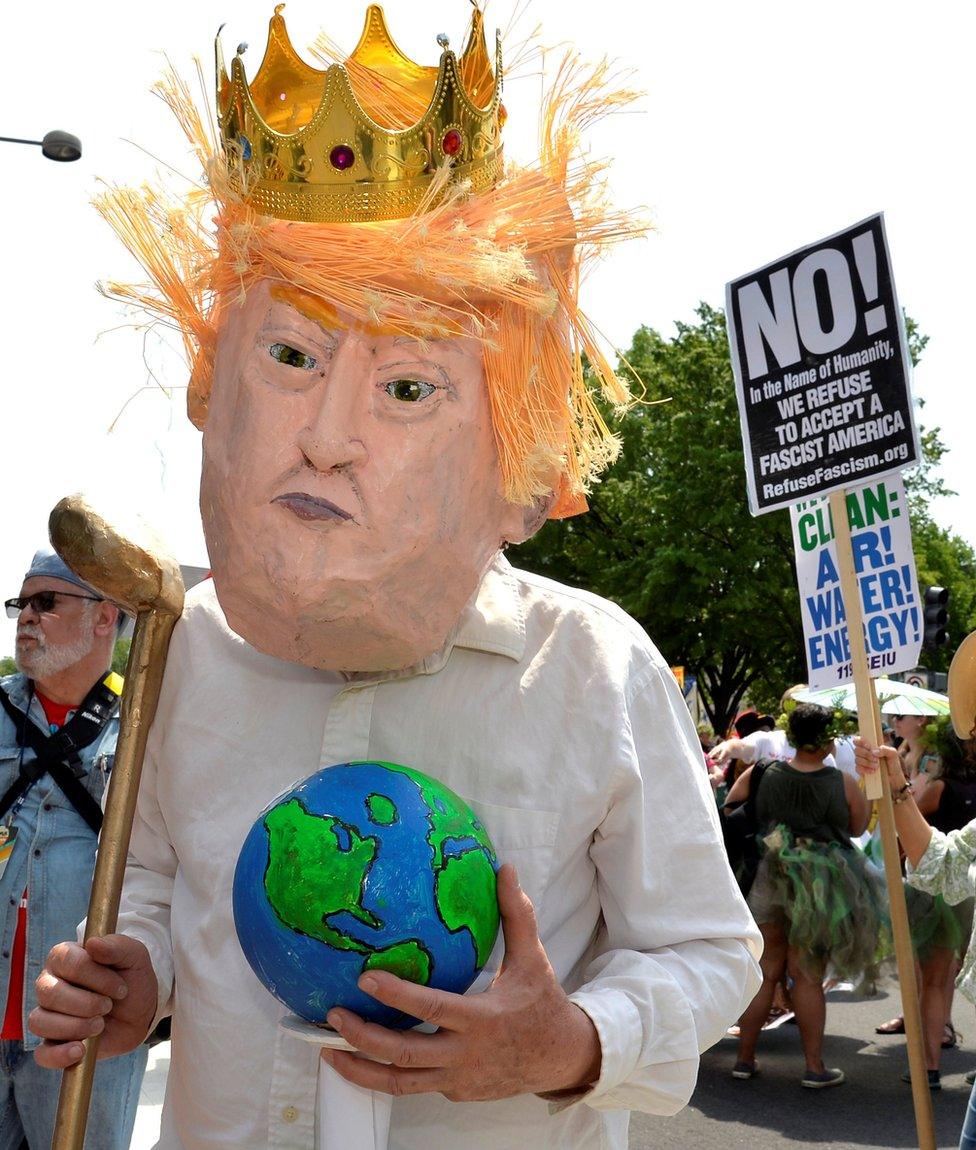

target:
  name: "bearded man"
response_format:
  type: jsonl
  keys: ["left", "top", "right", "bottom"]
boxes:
{"left": 0, "top": 549, "right": 147, "bottom": 1147}
{"left": 30, "top": 8, "right": 761, "bottom": 1148}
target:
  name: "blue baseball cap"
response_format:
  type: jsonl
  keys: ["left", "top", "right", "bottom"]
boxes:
{"left": 23, "top": 547, "right": 102, "bottom": 598}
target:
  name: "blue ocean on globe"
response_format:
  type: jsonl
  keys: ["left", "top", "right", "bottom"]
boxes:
{"left": 233, "top": 760, "right": 500, "bottom": 1029}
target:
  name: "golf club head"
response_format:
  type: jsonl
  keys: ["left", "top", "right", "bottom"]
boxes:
{"left": 49, "top": 494, "right": 185, "bottom": 618}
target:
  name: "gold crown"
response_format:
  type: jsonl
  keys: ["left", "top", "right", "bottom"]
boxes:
{"left": 216, "top": 4, "right": 505, "bottom": 224}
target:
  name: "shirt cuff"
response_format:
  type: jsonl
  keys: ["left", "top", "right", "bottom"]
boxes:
{"left": 560, "top": 985, "right": 702, "bottom": 1116}
{"left": 905, "top": 830, "right": 945, "bottom": 884}
{"left": 116, "top": 923, "right": 175, "bottom": 1031}
{"left": 559, "top": 988, "right": 643, "bottom": 1110}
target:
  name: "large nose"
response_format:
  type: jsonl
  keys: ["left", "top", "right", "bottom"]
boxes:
{"left": 296, "top": 334, "right": 370, "bottom": 472}
{"left": 18, "top": 597, "right": 40, "bottom": 624}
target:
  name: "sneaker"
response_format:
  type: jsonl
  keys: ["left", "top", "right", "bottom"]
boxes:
{"left": 966, "top": 1070, "right": 976, "bottom": 1086}
{"left": 801, "top": 1068, "right": 845, "bottom": 1089}
{"left": 732, "top": 1060, "right": 758, "bottom": 1079}
{"left": 901, "top": 1069, "right": 941, "bottom": 1091}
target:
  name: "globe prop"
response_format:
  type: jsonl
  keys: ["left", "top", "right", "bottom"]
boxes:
{"left": 233, "top": 761, "right": 500, "bottom": 1029}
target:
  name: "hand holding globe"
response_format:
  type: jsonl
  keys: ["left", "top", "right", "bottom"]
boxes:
{"left": 321, "top": 865, "right": 604, "bottom": 1102}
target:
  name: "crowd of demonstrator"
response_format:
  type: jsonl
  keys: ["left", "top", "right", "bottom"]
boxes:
{"left": 702, "top": 660, "right": 976, "bottom": 1142}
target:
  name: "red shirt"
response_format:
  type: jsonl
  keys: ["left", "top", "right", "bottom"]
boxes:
{"left": 1, "top": 692, "right": 79, "bottom": 1040}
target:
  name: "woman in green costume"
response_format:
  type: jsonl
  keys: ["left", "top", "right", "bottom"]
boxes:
{"left": 724, "top": 703, "right": 889, "bottom": 1088}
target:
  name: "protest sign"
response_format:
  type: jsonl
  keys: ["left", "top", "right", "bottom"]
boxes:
{"left": 726, "top": 213, "right": 919, "bottom": 515}
{"left": 727, "top": 221, "right": 936, "bottom": 1149}
{"left": 791, "top": 475, "right": 920, "bottom": 689}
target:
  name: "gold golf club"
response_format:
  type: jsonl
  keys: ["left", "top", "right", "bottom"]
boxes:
{"left": 47, "top": 495, "right": 185, "bottom": 1150}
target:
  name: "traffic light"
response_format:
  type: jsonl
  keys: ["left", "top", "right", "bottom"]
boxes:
{"left": 922, "top": 586, "right": 949, "bottom": 649}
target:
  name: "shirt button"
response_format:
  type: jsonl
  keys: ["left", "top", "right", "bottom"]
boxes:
{"left": 1, "top": 950, "right": 8, "bottom": 959}
{"left": 281, "top": 1106, "right": 299, "bottom": 1123}
{"left": 33, "top": 849, "right": 41, "bottom": 857}
{"left": 43, "top": 803, "right": 52, "bottom": 811}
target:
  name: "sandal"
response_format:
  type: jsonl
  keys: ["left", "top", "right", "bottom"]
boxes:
{"left": 875, "top": 1016, "right": 905, "bottom": 1035}
{"left": 943, "top": 1022, "right": 960, "bottom": 1049}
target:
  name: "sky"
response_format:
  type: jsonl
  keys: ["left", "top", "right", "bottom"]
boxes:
{"left": 3, "top": 0, "right": 974, "bottom": 655}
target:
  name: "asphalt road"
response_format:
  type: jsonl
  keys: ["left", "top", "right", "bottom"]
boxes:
{"left": 630, "top": 984, "right": 973, "bottom": 1149}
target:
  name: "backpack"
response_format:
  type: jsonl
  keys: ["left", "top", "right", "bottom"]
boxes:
{"left": 719, "top": 759, "right": 771, "bottom": 897}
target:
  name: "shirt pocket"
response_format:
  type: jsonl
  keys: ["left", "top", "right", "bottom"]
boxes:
{"left": 0, "top": 746, "right": 22, "bottom": 812}
{"left": 463, "top": 797, "right": 560, "bottom": 984}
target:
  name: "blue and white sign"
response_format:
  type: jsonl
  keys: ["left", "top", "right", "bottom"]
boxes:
{"left": 790, "top": 475, "right": 921, "bottom": 689}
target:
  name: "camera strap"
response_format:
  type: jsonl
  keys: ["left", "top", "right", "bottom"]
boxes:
{"left": 0, "top": 673, "right": 123, "bottom": 834}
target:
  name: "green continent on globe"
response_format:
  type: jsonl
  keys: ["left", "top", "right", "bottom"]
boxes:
{"left": 262, "top": 797, "right": 434, "bottom": 980}
{"left": 364, "top": 940, "right": 431, "bottom": 984}
{"left": 436, "top": 849, "right": 500, "bottom": 966}
{"left": 263, "top": 799, "right": 381, "bottom": 950}
{"left": 366, "top": 793, "right": 398, "bottom": 826}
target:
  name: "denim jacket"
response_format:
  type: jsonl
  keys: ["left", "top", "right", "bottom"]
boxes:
{"left": 0, "top": 672, "right": 118, "bottom": 1049}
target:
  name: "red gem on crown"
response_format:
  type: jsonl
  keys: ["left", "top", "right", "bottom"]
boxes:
{"left": 330, "top": 144, "right": 355, "bottom": 170}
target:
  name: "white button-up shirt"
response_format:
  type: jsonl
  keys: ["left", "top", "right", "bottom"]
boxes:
{"left": 117, "top": 557, "right": 761, "bottom": 1148}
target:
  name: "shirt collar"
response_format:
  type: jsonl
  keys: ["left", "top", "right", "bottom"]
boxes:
{"left": 1, "top": 673, "right": 32, "bottom": 712}
{"left": 450, "top": 553, "right": 525, "bottom": 662}
{"left": 1, "top": 673, "right": 49, "bottom": 733}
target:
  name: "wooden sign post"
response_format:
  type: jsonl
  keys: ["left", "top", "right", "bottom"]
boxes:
{"left": 727, "top": 215, "right": 932, "bottom": 1149}
{"left": 829, "top": 490, "right": 934, "bottom": 1149}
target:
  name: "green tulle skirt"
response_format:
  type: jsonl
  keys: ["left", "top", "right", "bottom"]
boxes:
{"left": 758, "top": 826, "right": 892, "bottom": 980}
{"left": 906, "top": 885, "right": 973, "bottom": 962}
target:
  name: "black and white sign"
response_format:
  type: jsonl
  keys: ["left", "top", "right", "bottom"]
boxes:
{"left": 726, "top": 213, "right": 919, "bottom": 515}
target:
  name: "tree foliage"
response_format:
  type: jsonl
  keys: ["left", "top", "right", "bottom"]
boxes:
{"left": 112, "top": 638, "right": 131, "bottom": 677}
{"left": 513, "top": 304, "right": 976, "bottom": 731}
{"left": 0, "top": 657, "right": 15, "bottom": 677}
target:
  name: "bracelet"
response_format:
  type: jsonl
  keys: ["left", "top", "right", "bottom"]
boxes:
{"left": 892, "top": 781, "right": 914, "bottom": 805}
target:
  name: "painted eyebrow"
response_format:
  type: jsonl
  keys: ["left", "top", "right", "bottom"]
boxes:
{"left": 263, "top": 307, "right": 339, "bottom": 347}
{"left": 390, "top": 335, "right": 477, "bottom": 364}
{"left": 377, "top": 359, "right": 452, "bottom": 387}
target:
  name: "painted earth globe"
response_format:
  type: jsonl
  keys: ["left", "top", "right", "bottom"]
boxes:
{"left": 233, "top": 760, "right": 500, "bottom": 1029}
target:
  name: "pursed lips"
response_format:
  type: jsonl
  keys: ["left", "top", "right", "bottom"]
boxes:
{"left": 272, "top": 492, "right": 354, "bottom": 522}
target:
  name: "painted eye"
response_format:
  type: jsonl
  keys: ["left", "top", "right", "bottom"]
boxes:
{"left": 269, "top": 342, "right": 317, "bottom": 370}
{"left": 384, "top": 379, "right": 436, "bottom": 402}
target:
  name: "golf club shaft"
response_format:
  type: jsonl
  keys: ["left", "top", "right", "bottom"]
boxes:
{"left": 52, "top": 609, "right": 179, "bottom": 1150}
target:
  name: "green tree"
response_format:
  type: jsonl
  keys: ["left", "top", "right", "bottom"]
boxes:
{"left": 513, "top": 304, "right": 976, "bottom": 731}
{"left": 912, "top": 519, "right": 976, "bottom": 672}
{"left": 0, "top": 656, "right": 15, "bottom": 677}
{"left": 112, "top": 637, "right": 131, "bottom": 677}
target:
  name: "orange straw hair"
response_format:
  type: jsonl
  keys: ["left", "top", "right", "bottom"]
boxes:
{"left": 95, "top": 30, "right": 648, "bottom": 517}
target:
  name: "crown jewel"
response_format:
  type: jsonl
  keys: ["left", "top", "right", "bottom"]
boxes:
{"left": 216, "top": 4, "right": 505, "bottom": 224}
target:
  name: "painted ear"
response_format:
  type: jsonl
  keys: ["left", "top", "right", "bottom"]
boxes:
{"left": 503, "top": 491, "right": 557, "bottom": 546}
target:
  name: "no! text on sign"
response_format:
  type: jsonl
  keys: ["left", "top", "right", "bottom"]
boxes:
{"left": 790, "top": 475, "right": 921, "bottom": 689}
{"left": 726, "top": 213, "right": 920, "bottom": 515}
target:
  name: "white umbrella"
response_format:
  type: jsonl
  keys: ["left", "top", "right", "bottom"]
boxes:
{"left": 791, "top": 678, "right": 950, "bottom": 717}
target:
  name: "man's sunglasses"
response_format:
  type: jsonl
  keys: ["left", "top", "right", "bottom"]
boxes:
{"left": 5, "top": 591, "right": 103, "bottom": 619}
